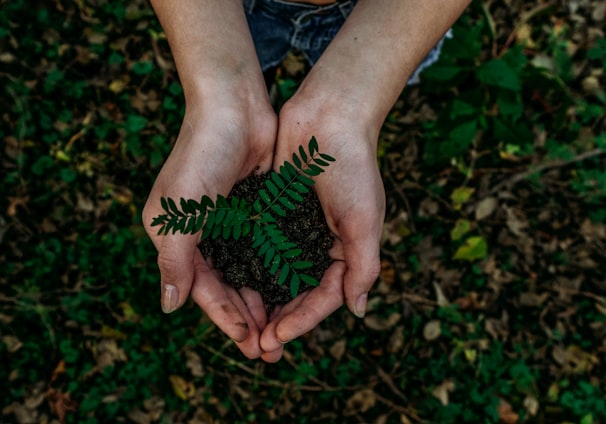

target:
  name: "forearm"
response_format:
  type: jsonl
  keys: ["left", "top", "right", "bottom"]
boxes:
{"left": 298, "top": 0, "right": 471, "bottom": 131}
{"left": 150, "top": 0, "right": 267, "bottom": 105}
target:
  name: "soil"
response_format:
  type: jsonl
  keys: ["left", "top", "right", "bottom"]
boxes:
{"left": 199, "top": 173, "right": 334, "bottom": 306}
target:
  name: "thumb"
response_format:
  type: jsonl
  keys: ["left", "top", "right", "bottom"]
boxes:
{"left": 342, "top": 233, "right": 381, "bottom": 319}
{"left": 157, "top": 233, "right": 198, "bottom": 313}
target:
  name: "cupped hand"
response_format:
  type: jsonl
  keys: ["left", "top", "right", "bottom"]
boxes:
{"left": 259, "top": 97, "right": 386, "bottom": 359}
{"left": 142, "top": 102, "right": 277, "bottom": 359}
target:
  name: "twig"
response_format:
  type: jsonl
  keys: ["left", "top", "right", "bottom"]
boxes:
{"left": 200, "top": 344, "right": 341, "bottom": 392}
{"left": 499, "top": 0, "right": 558, "bottom": 56}
{"left": 484, "top": 148, "right": 606, "bottom": 197}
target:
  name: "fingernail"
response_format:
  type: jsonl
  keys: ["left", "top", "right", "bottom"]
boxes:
{"left": 354, "top": 293, "right": 368, "bottom": 318}
{"left": 161, "top": 283, "right": 179, "bottom": 314}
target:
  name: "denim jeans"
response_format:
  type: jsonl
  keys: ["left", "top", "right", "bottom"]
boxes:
{"left": 243, "top": 0, "right": 451, "bottom": 84}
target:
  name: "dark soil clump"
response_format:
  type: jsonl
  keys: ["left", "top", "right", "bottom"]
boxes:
{"left": 199, "top": 173, "right": 334, "bottom": 306}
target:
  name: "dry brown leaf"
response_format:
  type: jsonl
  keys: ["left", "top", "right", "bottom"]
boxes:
{"left": 423, "top": 320, "right": 441, "bottom": 341}
{"left": 432, "top": 379, "right": 455, "bottom": 406}
{"left": 185, "top": 350, "right": 204, "bottom": 378}
{"left": 497, "top": 397, "right": 519, "bottom": 424}
{"left": 475, "top": 196, "right": 498, "bottom": 221}
{"left": 346, "top": 389, "right": 376, "bottom": 414}
{"left": 364, "top": 312, "right": 402, "bottom": 331}
{"left": 2, "top": 335, "right": 22, "bottom": 353}
{"left": 169, "top": 375, "right": 195, "bottom": 401}
{"left": 388, "top": 326, "right": 405, "bottom": 353}
{"left": 46, "top": 389, "right": 77, "bottom": 424}
{"left": 329, "top": 339, "right": 347, "bottom": 361}
{"left": 523, "top": 395, "right": 539, "bottom": 417}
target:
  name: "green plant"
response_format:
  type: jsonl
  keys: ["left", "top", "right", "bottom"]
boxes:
{"left": 150, "top": 136, "right": 334, "bottom": 299}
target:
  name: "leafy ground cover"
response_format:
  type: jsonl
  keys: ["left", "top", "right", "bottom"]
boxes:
{"left": 1, "top": 0, "right": 605, "bottom": 423}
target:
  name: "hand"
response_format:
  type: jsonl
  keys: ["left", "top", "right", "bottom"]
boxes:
{"left": 142, "top": 101, "right": 277, "bottom": 359}
{"left": 259, "top": 93, "right": 386, "bottom": 360}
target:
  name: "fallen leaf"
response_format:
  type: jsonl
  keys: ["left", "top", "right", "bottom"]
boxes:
{"left": 453, "top": 236, "right": 488, "bottom": 261}
{"left": 346, "top": 389, "right": 376, "bottom": 414}
{"left": 451, "top": 219, "right": 471, "bottom": 241}
{"left": 169, "top": 375, "right": 195, "bottom": 401}
{"left": 475, "top": 197, "right": 498, "bottom": 221}
{"left": 432, "top": 379, "right": 455, "bottom": 406}
{"left": 497, "top": 397, "right": 519, "bottom": 424}
{"left": 364, "top": 312, "right": 402, "bottom": 331}
{"left": 329, "top": 339, "right": 347, "bottom": 361}
{"left": 185, "top": 350, "right": 204, "bottom": 378}
{"left": 451, "top": 187, "right": 475, "bottom": 210}
{"left": 423, "top": 320, "right": 441, "bottom": 341}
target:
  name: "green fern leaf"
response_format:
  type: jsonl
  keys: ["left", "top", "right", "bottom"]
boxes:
{"left": 160, "top": 197, "right": 169, "bottom": 214}
{"left": 292, "top": 152, "right": 302, "bottom": 170}
{"left": 151, "top": 215, "right": 168, "bottom": 227}
{"left": 284, "top": 162, "right": 297, "bottom": 179}
{"left": 319, "top": 153, "right": 335, "bottom": 162}
{"left": 180, "top": 197, "right": 194, "bottom": 215}
{"left": 304, "top": 164, "right": 323, "bottom": 176}
{"left": 296, "top": 174, "right": 315, "bottom": 187}
{"left": 313, "top": 157, "right": 329, "bottom": 167}
{"left": 285, "top": 189, "right": 304, "bottom": 202}
{"left": 271, "top": 172, "right": 285, "bottom": 189}
{"left": 266, "top": 179, "right": 279, "bottom": 197}
{"left": 277, "top": 241, "right": 297, "bottom": 251}
{"left": 270, "top": 232, "right": 288, "bottom": 245}
{"left": 258, "top": 240, "right": 271, "bottom": 256}
{"left": 278, "top": 264, "right": 289, "bottom": 285}
{"left": 201, "top": 195, "right": 214, "bottom": 210}
{"left": 309, "top": 136, "right": 319, "bottom": 155}
{"left": 284, "top": 248, "right": 302, "bottom": 259}
{"left": 264, "top": 247, "right": 275, "bottom": 268}
{"left": 292, "top": 260, "right": 313, "bottom": 270}
{"left": 193, "top": 215, "right": 204, "bottom": 233}
{"left": 298, "top": 145, "right": 308, "bottom": 163}
{"left": 206, "top": 210, "right": 216, "bottom": 229}
{"left": 242, "top": 221, "right": 252, "bottom": 237}
{"left": 259, "top": 212, "right": 276, "bottom": 224}
{"left": 215, "top": 208, "right": 226, "bottom": 225}
{"left": 278, "top": 196, "right": 296, "bottom": 210}
{"left": 270, "top": 257, "right": 281, "bottom": 275}
{"left": 290, "top": 274, "right": 301, "bottom": 299}
{"left": 187, "top": 198, "right": 200, "bottom": 212}
{"left": 232, "top": 222, "right": 242, "bottom": 240}
{"left": 216, "top": 194, "right": 228, "bottom": 208}
{"left": 271, "top": 204, "right": 286, "bottom": 217}
{"left": 184, "top": 216, "right": 195, "bottom": 233}
{"left": 211, "top": 224, "right": 222, "bottom": 240}
{"left": 222, "top": 224, "right": 232, "bottom": 239}
{"left": 167, "top": 198, "right": 184, "bottom": 217}
{"left": 252, "top": 225, "right": 265, "bottom": 248}
{"left": 291, "top": 181, "right": 310, "bottom": 194}
{"left": 300, "top": 274, "right": 320, "bottom": 286}
{"left": 201, "top": 221, "right": 213, "bottom": 240}
{"left": 259, "top": 189, "right": 271, "bottom": 206}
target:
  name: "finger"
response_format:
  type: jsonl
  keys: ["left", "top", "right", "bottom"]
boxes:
{"left": 239, "top": 287, "right": 268, "bottom": 330}
{"left": 261, "top": 347, "right": 284, "bottom": 363}
{"left": 156, "top": 233, "right": 199, "bottom": 313}
{"left": 341, "top": 230, "right": 382, "bottom": 319}
{"left": 189, "top": 253, "right": 251, "bottom": 343}
{"left": 260, "top": 261, "right": 346, "bottom": 352}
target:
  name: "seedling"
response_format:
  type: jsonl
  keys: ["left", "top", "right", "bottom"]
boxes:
{"left": 150, "top": 137, "right": 335, "bottom": 299}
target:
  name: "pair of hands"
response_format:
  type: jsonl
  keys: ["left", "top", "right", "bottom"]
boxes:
{"left": 142, "top": 83, "right": 385, "bottom": 362}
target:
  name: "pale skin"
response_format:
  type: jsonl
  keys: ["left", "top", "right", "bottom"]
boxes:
{"left": 142, "top": 0, "right": 471, "bottom": 362}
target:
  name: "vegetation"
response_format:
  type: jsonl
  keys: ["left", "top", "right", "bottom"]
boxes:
{"left": 1, "top": 0, "right": 605, "bottom": 423}
{"left": 152, "top": 137, "right": 334, "bottom": 299}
